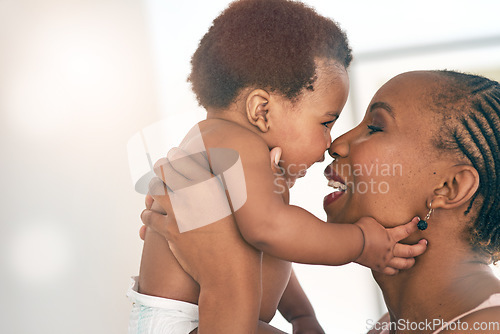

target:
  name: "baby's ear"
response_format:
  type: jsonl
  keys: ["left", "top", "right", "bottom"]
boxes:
{"left": 246, "top": 89, "right": 270, "bottom": 133}
{"left": 430, "top": 165, "right": 480, "bottom": 210}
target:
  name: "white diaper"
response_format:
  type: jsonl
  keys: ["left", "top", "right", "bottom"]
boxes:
{"left": 127, "top": 276, "right": 199, "bottom": 334}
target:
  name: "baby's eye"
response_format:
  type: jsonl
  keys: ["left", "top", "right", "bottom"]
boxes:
{"left": 322, "top": 120, "right": 335, "bottom": 128}
{"left": 367, "top": 125, "right": 383, "bottom": 134}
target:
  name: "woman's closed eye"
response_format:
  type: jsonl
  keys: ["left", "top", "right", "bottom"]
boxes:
{"left": 367, "top": 124, "right": 383, "bottom": 134}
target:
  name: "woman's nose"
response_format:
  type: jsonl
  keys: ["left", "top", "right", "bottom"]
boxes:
{"left": 329, "top": 137, "right": 349, "bottom": 158}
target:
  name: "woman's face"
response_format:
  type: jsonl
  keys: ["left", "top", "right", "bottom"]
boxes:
{"left": 324, "top": 71, "right": 450, "bottom": 228}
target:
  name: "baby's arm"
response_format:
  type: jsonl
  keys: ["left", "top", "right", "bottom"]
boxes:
{"left": 278, "top": 270, "right": 324, "bottom": 333}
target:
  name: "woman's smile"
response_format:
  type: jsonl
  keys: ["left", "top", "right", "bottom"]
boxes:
{"left": 323, "top": 164, "right": 347, "bottom": 209}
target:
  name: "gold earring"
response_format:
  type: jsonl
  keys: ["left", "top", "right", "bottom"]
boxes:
{"left": 418, "top": 201, "right": 434, "bottom": 231}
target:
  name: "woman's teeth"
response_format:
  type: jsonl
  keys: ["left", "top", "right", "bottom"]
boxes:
{"left": 328, "top": 180, "right": 347, "bottom": 191}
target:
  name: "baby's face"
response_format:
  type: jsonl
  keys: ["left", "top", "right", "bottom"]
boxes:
{"left": 266, "top": 61, "right": 349, "bottom": 182}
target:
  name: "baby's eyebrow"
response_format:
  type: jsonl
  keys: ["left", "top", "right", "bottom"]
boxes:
{"left": 369, "top": 102, "right": 395, "bottom": 119}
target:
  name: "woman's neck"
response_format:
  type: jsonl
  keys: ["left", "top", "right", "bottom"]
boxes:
{"left": 373, "top": 238, "right": 500, "bottom": 333}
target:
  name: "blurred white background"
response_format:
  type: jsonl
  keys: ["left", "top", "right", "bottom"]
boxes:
{"left": 1, "top": 0, "right": 499, "bottom": 333}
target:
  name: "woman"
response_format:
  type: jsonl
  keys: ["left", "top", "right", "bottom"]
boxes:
{"left": 324, "top": 70, "right": 500, "bottom": 333}
{"left": 142, "top": 70, "right": 500, "bottom": 333}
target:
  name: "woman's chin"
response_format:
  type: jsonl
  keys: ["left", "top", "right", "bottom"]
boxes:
{"left": 324, "top": 191, "right": 348, "bottom": 219}
{"left": 323, "top": 190, "right": 345, "bottom": 209}
{"left": 324, "top": 193, "right": 359, "bottom": 225}
{"left": 326, "top": 214, "right": 352, "bottom": 225}
{"left": 325, "top": 207, "right": 347, "bottom": 225}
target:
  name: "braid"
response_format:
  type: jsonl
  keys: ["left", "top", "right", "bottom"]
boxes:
{"left": 432, "top": 71, "right": 500, "bottom": 262}
{"left": 470, "top": 79, "right": 497, "bottom": 95}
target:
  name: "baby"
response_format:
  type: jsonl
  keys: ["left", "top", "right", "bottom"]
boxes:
{"left": 128, "top": 0, "right": 427, "bottom": 333}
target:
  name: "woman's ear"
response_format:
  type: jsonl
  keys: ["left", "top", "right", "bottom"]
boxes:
{"left": 246, "top": 89, "right": 271, "bottom": 133}
{"left": 430, "top": 165, "right": 480, "bottom": 210}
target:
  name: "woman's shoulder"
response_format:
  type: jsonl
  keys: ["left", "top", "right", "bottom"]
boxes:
{"left": 439, "top": 307, "right": 500, "bottom": 334}
{"left": 458, "top": 305, "right": 500, "bottom": 333}
{"left": 440, "top": 293, "right": 500, "bottom": 334}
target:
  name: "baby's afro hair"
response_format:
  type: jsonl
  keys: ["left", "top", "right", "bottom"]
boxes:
{"left": 188, "top": 0, "right": 352, "bottom": 109}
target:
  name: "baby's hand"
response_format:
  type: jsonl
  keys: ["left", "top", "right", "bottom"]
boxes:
{"left": 354, "top": 217, "right": 427, "bottom": 275}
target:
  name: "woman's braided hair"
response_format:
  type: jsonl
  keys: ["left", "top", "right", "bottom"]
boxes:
{"left": 188, "top": 0, "right": 352, "bottom": 109}
{"left": 432, "top": 70, "right": 500, "bottom": 262}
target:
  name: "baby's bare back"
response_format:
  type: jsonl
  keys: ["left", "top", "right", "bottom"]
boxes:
{"left": 138, "top": 119, "right": 292, "bottom": 322}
